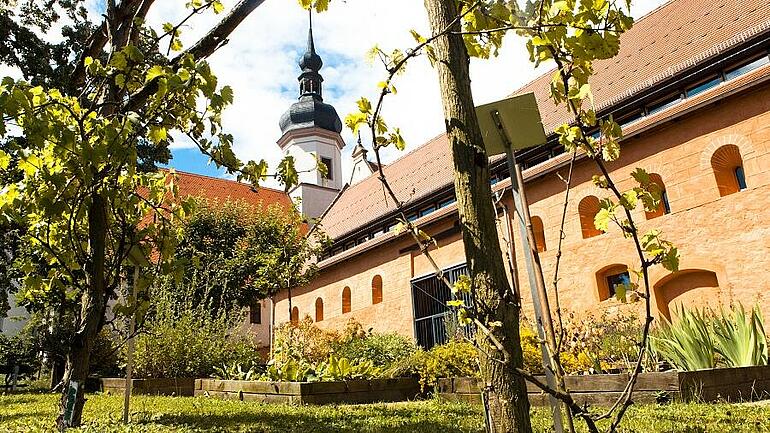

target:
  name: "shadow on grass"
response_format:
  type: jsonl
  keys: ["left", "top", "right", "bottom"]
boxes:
{"left": 146, "top": 403, "right": 484, "bottom": 433}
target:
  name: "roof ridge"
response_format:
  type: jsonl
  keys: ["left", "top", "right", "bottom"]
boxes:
{"left": 165, "top": 167, "right": 288, "bottom": 195}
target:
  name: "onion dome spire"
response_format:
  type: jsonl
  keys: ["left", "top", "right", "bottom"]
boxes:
{"left": 278, "top": 10, "right": 343, "bottom": 135}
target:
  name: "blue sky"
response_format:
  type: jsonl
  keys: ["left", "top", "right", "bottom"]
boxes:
{"left": 166, "top": 149, "right": 227, "bottom": 177}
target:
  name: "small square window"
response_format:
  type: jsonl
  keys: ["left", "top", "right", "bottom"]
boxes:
{"left": 606, "top": 272, "right": 630, "bottom": 298}
{"left": 249, "top": 303, "right": 262, "bottom": 324}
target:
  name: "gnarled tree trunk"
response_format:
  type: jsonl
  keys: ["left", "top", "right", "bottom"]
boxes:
{"left": 423, "top": 1, "right": 533, "bottom": 432}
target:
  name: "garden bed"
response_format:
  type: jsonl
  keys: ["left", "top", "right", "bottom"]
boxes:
{"left": 101, "top": 378, "right": 196, "bottom": 396}
{"left": 194, "top": 377, "right": 422, "bottom": 404}
{"left": 438, "top": 365, "right": 770, "bottom": 406}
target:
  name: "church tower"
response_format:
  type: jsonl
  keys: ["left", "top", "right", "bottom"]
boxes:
{"left": 277, "top": 13, "right": 344, "bottom": 221}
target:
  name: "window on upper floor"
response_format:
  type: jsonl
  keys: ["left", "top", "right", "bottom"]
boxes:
{"left": 725, "top": 55, "right": 770, "bottom": 81}
{"left": 531, "top": 216, "right": 547, "bottom": 253}
{"left": 711, "top": 144, "right": 747, "bottom": 196}
{"left": 419, "top": 206, "right": 436, "bottom": 218}
{"left": 686, "top": 74, "right": 722, "bottom": 98}
{"left": 645, "top": 173, "right": 670, "bottom": 220}
{"left": 579, "top": 196, "right": 603, "bottom": 239}
{"left": 617, "top": 110, "right": 644, "bottom": 131}
{"left": 321, "top": 157, "right": 333, "bottom": 180}
{"left": 290, "top": 306, "right": 299, "bottom": 325}
{"left": 438, "top": 197, "right": 456, "bottom": 208}
{"left": 342, "top": 286, "right": 352, "bottom": 314}
{"left": 249, "top": 302, "right": 261, "bottom": 324}
{"left": 372, "top": 275, "right": 383, "bottom": 304}
{"left": 647, "top": 93, "right": 683, "bottom": 116}
{"left": 315, "top": 298, "right": 324, "bottom": 322}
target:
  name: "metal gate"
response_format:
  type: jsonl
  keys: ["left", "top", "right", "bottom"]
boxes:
{"left": 411, "top": 263, "right": 473, "bottom": 349}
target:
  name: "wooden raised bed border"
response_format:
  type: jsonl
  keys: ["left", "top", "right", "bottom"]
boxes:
{"left": 101, "top": 378, "right": 196, "bottom": 397}
{"left": 194, "top": 377, "right": 422, "bottom": 404}
{"left": 438, "top": 365, "right": 770, "bottom": 406}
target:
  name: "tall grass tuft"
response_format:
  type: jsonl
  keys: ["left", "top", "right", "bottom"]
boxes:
{"left": 712, "top": 304, "right": 768, "bottom": 368}
{"left": 651, "top": 305, "right": 716, "bottom": 371}
{"left": 651, "top": 302, "right": 769, "bottom": 371}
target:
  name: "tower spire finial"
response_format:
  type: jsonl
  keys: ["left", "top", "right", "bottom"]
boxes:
{"left": 298, "top": 8, "right": 323, "bottom": 99}
{"left": 308, "top": 8, "right": 315, "bottom": 55}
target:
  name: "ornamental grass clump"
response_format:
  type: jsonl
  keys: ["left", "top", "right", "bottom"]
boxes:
{"left": 712, "top": 304, "right": 768, "bottom": 368}
{"left": 651, "top": 302, "right": 768, "bottom": 371}
{"left": 650, "top": 306, "right": 716, "bottom": 371}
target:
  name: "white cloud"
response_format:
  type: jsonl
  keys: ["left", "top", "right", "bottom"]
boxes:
{"left": 85, "top": 1, "right": 669, "bottom": 183}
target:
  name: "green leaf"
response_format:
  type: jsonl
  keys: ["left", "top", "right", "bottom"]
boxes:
{"left": 0, "top": 150, "right": 9, "bottom": 170}
{"left": 594, "top": 207, "right": 612, "bottom": 233}
{"left": 356, "top": 97, "right": 372, "bottom": 114}
{"left": 148, "top": 125, "right": 168, "bottom": 144}
{"left": 212, "top": 0, "right": 224, "bottom": 13}
{"left": 146, "top": 65, "right": 165, "bottom": 83}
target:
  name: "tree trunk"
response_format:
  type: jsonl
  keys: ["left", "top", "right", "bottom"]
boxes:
{"left": 423, "top": 1, "right": 533, "bottom": 432}
{"left": 57, "top": 193, "right": 109, "bottom": 429}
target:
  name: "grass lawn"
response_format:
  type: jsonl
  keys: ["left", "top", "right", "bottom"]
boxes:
{"left": 1, "top": 392, "right": 770, "bottom": 432}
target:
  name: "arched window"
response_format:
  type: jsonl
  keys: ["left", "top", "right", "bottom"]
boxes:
{"left": 654, "top": 269, "right": 719, "bottom": 320}
{"left": 579, "top": 196, "right": 603, "bottom": 239}
{"left": 645, "top": 173, "right": 671, "bottom": 220}
{"left": 290, "top": 306, "right": 299, "bottom": 325}
{"left": 372, "top": 275, "right": 383, "bottom": 304}
{"left": 315, "top": 298, "right": 324, "bottom": 322}
{"left": 596, "top": 264, "right": 630, "bottom": 301}
{"left": 531, "top": 216, "right": 547, "bottom": 252}
{"left": 711, "top": 144, "right": 747, "bottom": 196}
{"left": 342, "top": 286, "right": 351, "bottom": 314}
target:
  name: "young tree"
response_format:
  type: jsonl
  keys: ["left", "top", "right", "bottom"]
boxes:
{"left": 0, "top": 0, "right": 295, "bottom": 427}
{"left": 421, "top": 1, "right": 533, "bottom": 431}
{"left": 170, "top": 198, "right": 327, "bottom": 315}
{"left": 345, "top": 0, "right": 678, "bottom": 431}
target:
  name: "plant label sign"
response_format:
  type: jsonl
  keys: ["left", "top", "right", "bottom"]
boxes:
{"left": 62, "top": 380, "right": 79, "bottom": 430}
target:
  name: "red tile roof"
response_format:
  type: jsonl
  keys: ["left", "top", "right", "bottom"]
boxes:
{"left": 170, "top": 170, "right": 292, "bottom": 209}
{"left": 518, "top": 0, "right": 770, "bottom": 133}
{"left": 319, "top": 0, "right": 770, "bottom": 241}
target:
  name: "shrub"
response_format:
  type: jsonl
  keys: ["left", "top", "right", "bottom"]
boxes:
{"left": 132, "top": 276, "right": 261, "bottom": 379}
{"left": 272, "top": 316, "right": 342, "bottom": 364}
{"left": 391, "top": 340, "right": 479, "bottom": 391}
{"left": 0, "top": 332, "right": 38, "bottom": 382}
{"left": 271, "top": 317, "right": 416, "bottom": 372}
{"left": 259, "top": 340, "right": 381, "bottom": 382}
{"left": 332, "top": 322, "right": 416, "bottom": 370}
{"left": 556, "top": 309, "right": 643, "bottom": 374}
{"left": 520, "top": 325, "right": 545, "bottom": 374}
